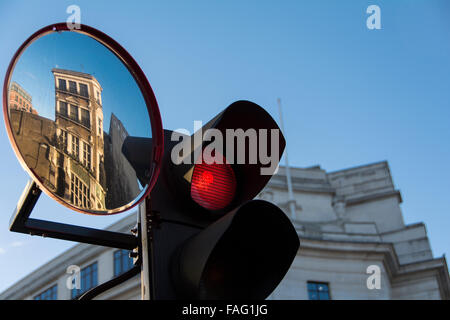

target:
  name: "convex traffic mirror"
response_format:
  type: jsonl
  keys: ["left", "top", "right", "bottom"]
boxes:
{"left": 3, "top": 23, "right": 163, "bottom": 215}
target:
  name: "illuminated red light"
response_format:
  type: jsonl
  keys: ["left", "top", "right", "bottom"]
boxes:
{"left": 191, "top": 155, "right": 236, "bottom": 211}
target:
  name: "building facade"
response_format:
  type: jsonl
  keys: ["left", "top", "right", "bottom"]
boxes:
{"left": 0, "top": 161, "right": 449, "bottom": 300}
{"left": 8, "top": 81, "right": 35, "bottom": 114}
{"left": 7, "top": 69, "right": 141, "bottom": 213}
{"left": 52, "top": 68, "right": 106, "bottom": 211}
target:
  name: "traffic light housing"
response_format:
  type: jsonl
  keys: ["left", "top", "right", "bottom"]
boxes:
{"left": 123, "top": 100, "right": 299, "bottom": 299}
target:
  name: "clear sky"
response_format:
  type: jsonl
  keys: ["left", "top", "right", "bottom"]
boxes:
{"left": 0, "top": 0, "right": 449, "bottom": 293}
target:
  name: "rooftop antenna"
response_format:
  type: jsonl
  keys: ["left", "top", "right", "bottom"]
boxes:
{"left": 277, "top": 98, "right": 296, "bottom": 220}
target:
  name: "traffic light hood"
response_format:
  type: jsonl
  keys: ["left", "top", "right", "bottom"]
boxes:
{"left": 188, "top": 100, "right": 286, "bottom": 207}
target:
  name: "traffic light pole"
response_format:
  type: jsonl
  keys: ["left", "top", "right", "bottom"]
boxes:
{"left": 139, "top": 195, "right": 203, "bottom": 300}
{"left": 139, "top": 197, "right": 155, "bottom": 300}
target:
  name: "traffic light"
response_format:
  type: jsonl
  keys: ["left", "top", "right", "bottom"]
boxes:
{"left": 123, "top": 100, "right": 299, "bottom": 299}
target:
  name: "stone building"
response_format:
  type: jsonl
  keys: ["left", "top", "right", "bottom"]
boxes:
{"left": 8, "top": 81, "right": 35, "bottom": 114}
{"left": 52, "top": 68, "right": 106, "bottom": 210}
{"left": 7, "top": 69, "right": 142, "bottom": 213}
{"left": 8, "top": 109, "right": 57, "bottom": 189}
{"left": 0, "top": 161, "right": 448, "bottom": 300}
{"left": 268, "top": 162, "right": 449, "bottom": 299}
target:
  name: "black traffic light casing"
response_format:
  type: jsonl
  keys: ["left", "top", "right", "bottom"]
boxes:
{"left": 172, "top": 200, "right": 299, "bottom": 299}
{"left": 122, "top": 100, "right": 300, "bottom": 299}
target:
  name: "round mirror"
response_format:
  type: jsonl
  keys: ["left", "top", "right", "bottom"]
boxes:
{"left": 3, "top": 23, "right": 163, "bottom": 215}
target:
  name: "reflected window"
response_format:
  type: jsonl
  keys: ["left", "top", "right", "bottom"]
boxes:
{"left": 114, "top": 249, "right": 134, "bottom": 276}
{"left": 71, "top": 263, "right": 97, "bottom": 299}
{"left": 60, "top": 130, "right": 68, "bottom": 152}
{"left": 70, "top": 104, "right": 79, "bottom": 121}
{"left": 58, "top": 79, "right": 67, "bottom": 91}
{"left": 307, "top": 282, "right": 330, "bottom": 300}
{"left": 69, "top": 81, "right": 77, "bottom": 94}
{"left": 81, "top": 108, "right": 90, "bottom": 128}
{"left": 83, "top": 142, "right": 91, "bottom": 169}
{"left": 79, "top": 83, "right": 89, "bottom": 97}
{"left": 71, "top": 173, "right": 90, "bottom": 208}
{"left": 34, "top": 285, "right": 57, "bottom": 300}
{"left": 98, "top": 119, "right": 102, "bottom": 136}
{"left": 72, "top": 136, "right": 80, "bottom": 159}
{"left": 49, "top": 167, "right": 56, "bottom": 186}
{"left": 59, "top": 101, "right": 68, "bottom": 117}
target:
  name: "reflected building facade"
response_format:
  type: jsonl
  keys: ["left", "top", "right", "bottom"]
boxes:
{"left": 8, "top": 68, "right": 141, "bottom": 212}
{"left": 103, "top": 113, "right": 140, "bottom": 208}
{"left": 9, "top": 109, "right": 57, "bottom": 189}
{"left": 9, "top": 81, "right": 36, "bottom": 114}
{"left": 52, "top": 68, "right": 106, "bottom": 210}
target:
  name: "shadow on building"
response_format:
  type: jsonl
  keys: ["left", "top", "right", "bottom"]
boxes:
{"left": 8, "top": 69, "right": 140, "bottom": 212}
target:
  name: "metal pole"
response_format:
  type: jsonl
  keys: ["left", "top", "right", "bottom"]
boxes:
{"left": 277, "top": 98, "right": 297, "bottom": 220}
{"left": 139, "top": 197, "right": 153, "bottom": 300}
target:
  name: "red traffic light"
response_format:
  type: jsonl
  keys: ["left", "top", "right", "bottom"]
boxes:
{"left": 122, "top": 101, "right": 299, "bottom": 299}
{"left": 191, "top": 154, "right": 236, "bottom": 211}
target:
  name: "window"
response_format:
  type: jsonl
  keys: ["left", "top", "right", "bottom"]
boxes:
{"left": 70, "top": 173, "right": 90, "bottom": 208}
{"left": 60, "top": 130, "right": 68, "bottom": 151}
{"left": 80, "top": 108, "right": 90, "bottom": 128}
{"left": 72, "top": 136, "right": 80, "bottom": 159}
{"left": 70, "top": 104, "right": 79, "bottom": 121}
{"left": 307, "top": 282, "right": 330, "bottom": 300}
{"left": 58, "top": 79, "right": 67, "bottom": 91}
{"left": 49, "top": 167, "right": 56, "bottom": 186}
{"left": 98, "top": 119, "right": 102, "bottom": 136}
{"left": 15, "top": 95, "right": 18, "bottom": 102}
{"left": 71, "top": 263, "right": 98, "bottom": 299}
{"left": 79, "top": 83, "right": 89, "bottom": 97}
{"left": 34, "top": 285, "right": 57, "bottom": 300}
{"left": 114, "top": 249, "right": 134, "bottom": 276}
{"left": 69, "top": 81, "right": 77, "bottom": 94}
{"left": 82, "top": 142, "right": 91, "bottom": 169}
{"left": 59, "top": 101, "right": 68, "bottom": 117}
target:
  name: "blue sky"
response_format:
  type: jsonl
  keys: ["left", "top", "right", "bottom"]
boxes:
{"left": 0, "top": 0, "right": 449, "bottom": 292}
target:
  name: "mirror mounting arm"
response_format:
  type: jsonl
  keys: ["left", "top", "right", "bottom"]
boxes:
{"left": 9, "top": 179, "right": 138, "bottom": 250}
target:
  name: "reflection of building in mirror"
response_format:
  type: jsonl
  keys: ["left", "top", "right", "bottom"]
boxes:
{"left": 9, "top": 68, "right": 141, "bottom": 212}
{"left": 52, "top": 69, "right": 106, "bottom": 210}
{"left": 9, "top": 82, "right": 37, "bottom": 114}
{"left": 104, "top": 113, "right": 140, "bottom": 208}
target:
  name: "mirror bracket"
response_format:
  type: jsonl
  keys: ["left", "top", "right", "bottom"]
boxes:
{"left": 9, "top": 179, "right": 138, "bottom": 250}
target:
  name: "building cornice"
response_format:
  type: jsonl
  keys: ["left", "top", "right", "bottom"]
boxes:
{"left": 298, "top": 237, "right": 450, "bottom": 299}
{"left": 346, "top": 190, "right": 403, "bottom": 206}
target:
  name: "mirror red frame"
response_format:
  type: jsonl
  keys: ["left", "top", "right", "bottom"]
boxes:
{"left": 3, "top": 23, "right": 164, "bottom": 215}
